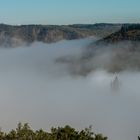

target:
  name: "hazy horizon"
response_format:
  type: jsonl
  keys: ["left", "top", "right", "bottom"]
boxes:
{"left": 0, "top": 1, "right": 140, "bottom": 140}
{"left": 0, "top": 22, "right": 139, "bottom": 26}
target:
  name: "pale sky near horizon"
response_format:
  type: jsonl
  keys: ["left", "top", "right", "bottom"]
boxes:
{"left": 0, "top": 0, "right": 140, "bottom": 25}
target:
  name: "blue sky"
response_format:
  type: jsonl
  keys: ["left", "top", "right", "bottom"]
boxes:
{"left": 0, "top": 0, "right": 140, "bottom": 25}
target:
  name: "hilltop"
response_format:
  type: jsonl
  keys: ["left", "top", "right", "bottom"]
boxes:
{"left": 94, "top": 24, "right": 140, "bottom": 45}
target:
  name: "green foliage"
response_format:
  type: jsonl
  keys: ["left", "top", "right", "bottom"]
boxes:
{"left": 0, "top": 123, "right": 107, "bottom": 140}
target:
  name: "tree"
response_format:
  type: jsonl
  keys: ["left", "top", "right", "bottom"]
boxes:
{"left": 0, "top": 123, "right": 107, "bottom": 140}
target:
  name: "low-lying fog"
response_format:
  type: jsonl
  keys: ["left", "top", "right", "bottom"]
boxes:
{"left": 0, "top": 38, "right": 140, "bottom": 140}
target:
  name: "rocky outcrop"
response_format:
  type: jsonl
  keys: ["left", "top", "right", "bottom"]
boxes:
{"left": 0, "top": 23, "right": 121, "bottom": 47}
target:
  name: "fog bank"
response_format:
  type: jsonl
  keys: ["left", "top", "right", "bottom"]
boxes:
{"left": 0, "top": 38, "right": 139, "bottom": 140}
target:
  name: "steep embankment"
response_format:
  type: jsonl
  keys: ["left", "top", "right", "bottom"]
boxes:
{"left": 84, "top": 24, "right": 140, "bottom": 73}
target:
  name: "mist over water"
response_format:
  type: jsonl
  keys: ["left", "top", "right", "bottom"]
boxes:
{"left": 0, "top": 38, "right": 139, "bottom": 140}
